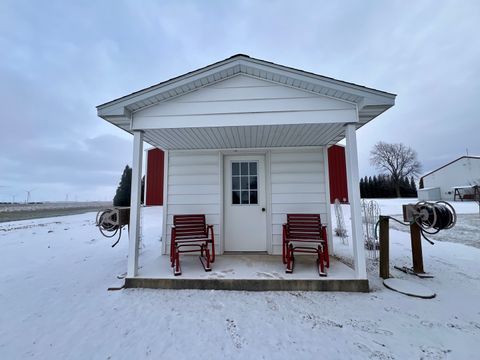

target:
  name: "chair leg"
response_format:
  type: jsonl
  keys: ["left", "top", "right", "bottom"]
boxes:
{"left": 199, "top": 245, "right": 212, "bottom": 272}
{"left": 205, "top": 247, "right": 211, "bottom": 271}
{"left": 282, "top": 240, "right": 288, "bottom": 264}
{"left": 323, "top": 240, "right": 330, "bottom": 268}
{"left": 173, "top": 246, "right": 182, "bottom": 276}
{"left": 286, "top": 244, "right": 294, "bottom": 273}
{"left": 170, "top": 240, "right": 175, "bottom": 268}
{"left": 318, "top": 245, "right": 327, "bottom": 277}
{"left": 209, "top": 239, "right": 215, "bottom": 263}
{"left": 170, "top": 238, "right": 174, "bottom": 265}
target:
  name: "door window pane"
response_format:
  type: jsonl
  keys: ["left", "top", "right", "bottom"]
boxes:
{"left": 231, "top": 161, "right": 259, "bottom": 205}
{"left": 232, "top": 162, "right": 240, "bottom": 176}
{"left": 249, "top": 162, "right": 257, "bottom": 176}
{"left": 249, "top": 191, "right": 258, "bottom": 204}
{"left": 241, "top": 162, "right": 249, "bottom": 176}
{"left": 249, "top": 176, "right": 257, "bottom": 190}
{"left": 232, "top": 191, "right": 240, "bottom": 204}
{"left": 241, "top": 176, "right": 249, "bottom": 190}
{"left": 241, "top": 191, "right": 249, "bottom": 204}
{"left": 232, "top": 177, "right": 240, "bottom": 190}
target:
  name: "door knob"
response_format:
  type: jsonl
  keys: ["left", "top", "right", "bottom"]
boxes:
{"left": 261, "top": 208, "right": 266, "bottom": 212}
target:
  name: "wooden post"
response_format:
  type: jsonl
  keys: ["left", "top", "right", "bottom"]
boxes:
{"left": 410, "top": 222, "right": 424, "bottom": 274}
{"left": 379, "top": 216, "right": 390, "bottom": 279}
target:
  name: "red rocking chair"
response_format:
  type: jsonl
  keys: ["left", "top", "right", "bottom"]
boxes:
{"left": 282, "top": 214, "right": 329, "bottom": 277}
{"left": 170, "top": 214, "right": 215, "bottom": 276}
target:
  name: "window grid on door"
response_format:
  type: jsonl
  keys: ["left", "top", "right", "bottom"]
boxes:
{"left": 232, "top": 161, "right": 258, "bottom": 205}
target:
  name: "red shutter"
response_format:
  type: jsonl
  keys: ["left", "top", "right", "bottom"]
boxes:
{"left": 146, "top": 149, "right": 164, "bottom": 206}
{"left": 328, "top": 145, "right": 348, "bottom": 204}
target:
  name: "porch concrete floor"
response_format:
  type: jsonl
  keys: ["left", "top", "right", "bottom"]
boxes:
{"left": 126, "top": 255, "right": 369, "bottom": 292}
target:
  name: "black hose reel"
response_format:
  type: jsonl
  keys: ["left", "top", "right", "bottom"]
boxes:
{"left": 378, "top": 201, "right": 456, "bottom": 279}
{"left": 403, "top": 201, "right": 456, "bottom": 244}
{"left": 95, "top": 207, "right": 130, "bottom": 247}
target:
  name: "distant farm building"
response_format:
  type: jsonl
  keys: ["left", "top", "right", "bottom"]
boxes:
{"left": 419, "top": 156, "right": 480, "bottom": 201}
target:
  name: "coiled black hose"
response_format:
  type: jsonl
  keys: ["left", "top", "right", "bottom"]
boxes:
{"left": 375, "top": 201, "right": 456, "bottom": 244}
{"left": 96, "top": 209, "right": 124, "bottom": 247}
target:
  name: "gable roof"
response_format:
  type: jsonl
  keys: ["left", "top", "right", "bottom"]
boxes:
{"left": 97, "top": 54, "right": 395, "bottom": 110}
{"left": 97, "top": 54, "right": 396, "bottom": 145}
{"left": 420, "top": 156, "right": 480, "bottom": 180}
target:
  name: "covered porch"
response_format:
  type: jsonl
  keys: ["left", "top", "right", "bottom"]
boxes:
{"left": 97, "top": 54, "right": 395, "bottom": 290}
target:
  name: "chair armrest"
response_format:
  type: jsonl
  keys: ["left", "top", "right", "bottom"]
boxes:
{"left": 321, "top": 224, "right": 327, "bottom": 241}
{"left": 282, "top": 223, "right": 288, "bottom": 237}
{"left": 207, "top": 224, "right": 214, "bottom": 236}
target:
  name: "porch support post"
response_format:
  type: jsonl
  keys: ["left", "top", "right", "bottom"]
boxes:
{"left": 323, "top": 146, "right": 334, "bottom": 255}
{"left": 127, "top": 130, "right": 144, "bottom": 278}
{"left": 345, "top": 124, "right": 367, "bottom": 279}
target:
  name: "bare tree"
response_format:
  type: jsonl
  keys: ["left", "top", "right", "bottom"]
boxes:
{"left": 370, "top": 142, "right": 422, "bottom": 198}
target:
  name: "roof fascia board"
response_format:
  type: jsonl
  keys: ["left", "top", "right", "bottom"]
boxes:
{"left": 98, "top": 106, "right": 132, "bottom": 118}
{"left": 420, "top": 156, "right": 480, "bottom": 180}
{"left": 97, "top": 59, "right": 242, "bottom": 113}
{"left": 243, "top": 57, "right": 396, "bottom": 101}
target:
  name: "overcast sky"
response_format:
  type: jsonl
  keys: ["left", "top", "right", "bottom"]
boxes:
{"left": 1, "top": 0, "right": 479, "bottom": 202}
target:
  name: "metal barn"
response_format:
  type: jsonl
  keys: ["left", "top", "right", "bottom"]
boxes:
{"left": 419, "top": 156, "right": 480, "bottom": 201}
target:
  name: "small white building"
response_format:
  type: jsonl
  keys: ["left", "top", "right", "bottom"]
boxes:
{"left": 419, "top": 156, "right": 480, "bottom": 201}
{"left": 97, "top": 54, "right": 395, "bottom": 291}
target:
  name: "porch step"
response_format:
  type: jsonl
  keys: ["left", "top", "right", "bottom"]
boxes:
{"left": 124, "top": 277, "right": 369, "bottom": 292}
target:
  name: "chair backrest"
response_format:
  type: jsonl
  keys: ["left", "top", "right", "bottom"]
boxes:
{"left": 173, "top": 214, "right": 207, "bottom": 239}
{"left": 286, "top": 214, "right": 321, "bottom": 240}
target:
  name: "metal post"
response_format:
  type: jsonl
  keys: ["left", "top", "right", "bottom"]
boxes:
{"left": 379, "top": 216, "right": 390, "bottom": 279}
{"left": 410, "top": 222, "right": 424, "bottom": 274}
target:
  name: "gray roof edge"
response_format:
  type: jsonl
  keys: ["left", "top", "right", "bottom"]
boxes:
{"left": 420, "top": 156, "right": 480, "bottom": 180}
{"left": 96, "top": 54, "right": 396, "bottom": 112}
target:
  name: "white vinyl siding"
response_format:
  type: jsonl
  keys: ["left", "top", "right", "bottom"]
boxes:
{"left": 134, "top": 75, "right": 356, "bottom": 149}
{"left": 136, "top": 75, "right": 355, "bottom": 118}
{"left": 270, "top": 148, "right": 327, "bottom": 255}
{"left": 164, "top": 147, "right": 329, "bottom": 256}
{"left": 165, "top": 151, "right": 221, "bottom": 254}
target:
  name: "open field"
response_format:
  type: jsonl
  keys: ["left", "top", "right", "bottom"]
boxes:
{"left": 0, "top": 202, "right": 111, "bottom": 223}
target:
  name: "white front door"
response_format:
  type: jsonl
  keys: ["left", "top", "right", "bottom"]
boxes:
{"left": 224, "top": 155, "right": 267, "bottom": 252}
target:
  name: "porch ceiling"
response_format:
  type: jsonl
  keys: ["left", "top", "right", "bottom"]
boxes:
{"left": 143, "top": 123, "right": 346, "bottom": 150}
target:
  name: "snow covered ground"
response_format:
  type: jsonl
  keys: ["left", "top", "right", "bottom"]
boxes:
{"left": 0, "top": 200, "right": 479, "bottom": 359}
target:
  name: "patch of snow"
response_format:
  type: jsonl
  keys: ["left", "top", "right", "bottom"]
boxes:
{"left": 0, "top": 206, "right": 479, "bottom": 358}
